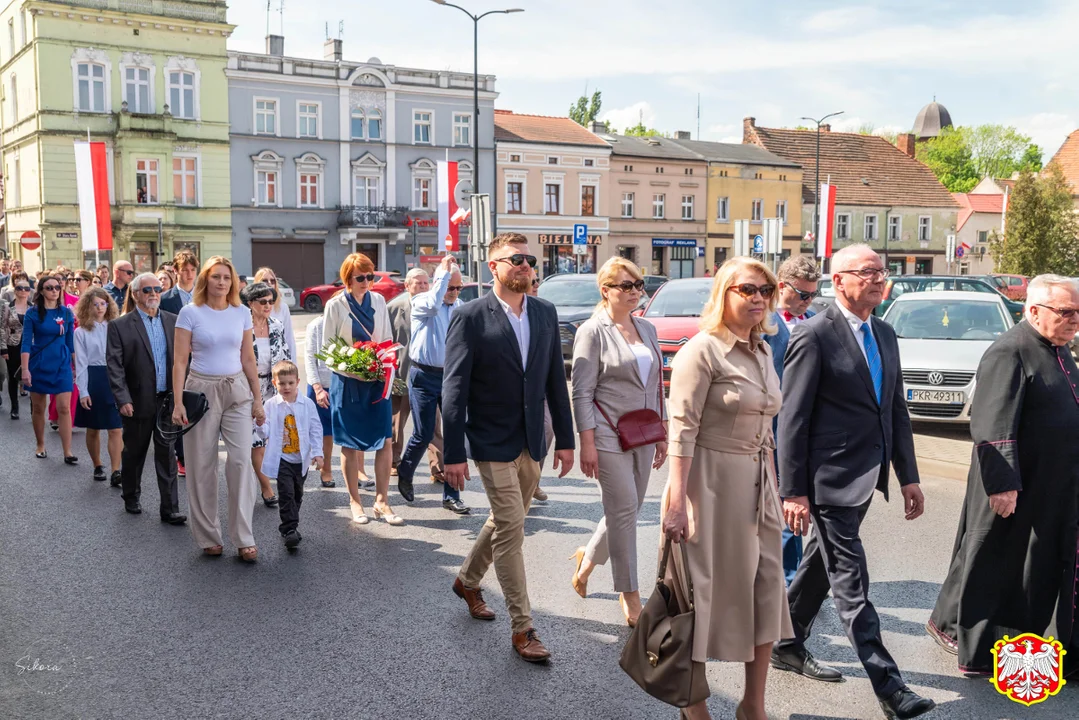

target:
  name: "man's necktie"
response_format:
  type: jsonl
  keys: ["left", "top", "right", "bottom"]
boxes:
{"left": 860, "top": 323, "right": 883, "bottom": 404}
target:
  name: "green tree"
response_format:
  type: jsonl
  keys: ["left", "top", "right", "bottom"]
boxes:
{"left": 918, "top": 125, "right": 1043, "bottom": 192}
{"left": 916, "top": 126, "right": 979, "bottom": 192}
{"left": 569, "top": 90, "right": 603, "bottom": 128}
{"left": 623, "top": 122, "right": 666, "bottom": 138}
{"left": 989, "top": 164, "right": 1079, "bottom": 275}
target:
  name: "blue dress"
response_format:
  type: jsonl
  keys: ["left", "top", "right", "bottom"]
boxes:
{"left": 21, "top": 306, "right": 75, "bottom": 395}
{"left": 329, "top": 293, "right": 392, "bottom": 451}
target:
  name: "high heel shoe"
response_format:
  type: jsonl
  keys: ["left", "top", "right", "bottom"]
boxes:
{"left": 619, "top": 595, "right": 640, "bottom": 628}
{"left": 373, "top": 505, "right": 404, "bottom": 526}
{"left": 570, "top": 547, "right": 587, "bottom": 598}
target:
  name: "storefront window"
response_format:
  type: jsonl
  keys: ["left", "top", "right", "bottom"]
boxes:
{"left": 669, "top": 246, "right": 696, "bottom": 279}
{"left": 651, "top": 247, "right": 665, "bottom": 276}
{"left": 617, "top": 246, "right": 637, "bottom": 264}
{"left": 545, "top": 246, "right": 596, "bottom": 275}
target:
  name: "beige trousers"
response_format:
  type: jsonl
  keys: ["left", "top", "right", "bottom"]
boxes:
{"left": 391, "top": 392, "right": 444, "bottom": 477}
{"left": 184, "top": 370, "right": 258, "bottom": 550}
{"left": 458, "top": 449, "right": 542, "bottom": 633}
{"left": 583, "top": 446, "right": 655, "bottom": 592}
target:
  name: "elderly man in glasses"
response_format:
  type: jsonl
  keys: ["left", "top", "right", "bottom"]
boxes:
{"left": 104, "top": 260, "right": 135, "bottom": 310}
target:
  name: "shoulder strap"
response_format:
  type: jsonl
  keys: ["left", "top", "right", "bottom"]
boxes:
{"left": 593, "top": 398, "right": 619, "bottom": 430}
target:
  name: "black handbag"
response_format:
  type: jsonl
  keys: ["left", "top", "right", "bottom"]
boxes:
{"left": 155, "top": 391, "right": 209, "bottom": 440}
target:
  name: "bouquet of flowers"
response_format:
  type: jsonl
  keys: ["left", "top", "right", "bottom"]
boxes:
{"left": 315, "top": 336, "right": 402, "bottom": 400}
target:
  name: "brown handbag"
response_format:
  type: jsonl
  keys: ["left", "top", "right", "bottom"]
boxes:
{"left": 619, "top": 537, "right": 710, "bottom": 708}
{"left": 593, "top": 366, "right": 666, "bottom": 451}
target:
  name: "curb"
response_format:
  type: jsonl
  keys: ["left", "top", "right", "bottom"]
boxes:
{"left": 917, "top": 457, "right": 969, "bottom": 482}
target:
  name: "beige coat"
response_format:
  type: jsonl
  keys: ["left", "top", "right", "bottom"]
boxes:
{"left": 322, "top": 289, "right": 392, "bottom": 346}
{"left": 663, "top": 328, "right": 793, "bottom": 662}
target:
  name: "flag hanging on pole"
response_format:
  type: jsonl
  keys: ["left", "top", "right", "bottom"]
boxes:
{"left": 816, "top": 182, "right": 836, "bottom": 259}
{"left": 74, "top": 140, "right": 113, "bottom": 251}
{"left": 437, "top": 161, "right": 459, "bottom": 252}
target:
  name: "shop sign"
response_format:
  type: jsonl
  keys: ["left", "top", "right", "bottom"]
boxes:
{"left": 405, "top": 215, "right": 470, "bottom": 228}
{"left": 539, "top": 233, "right": 601, "bottom": 245}
{"left": 652, "top": 238, "right": 697, "bottom": 247}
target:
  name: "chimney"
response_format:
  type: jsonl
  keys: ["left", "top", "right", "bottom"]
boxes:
{"left": 742, "top": 116, "right": 757, "bottom": 144}
{"left": 896, "top": 133, "right": 916, "bottom": 158}
{"left": 674, "top": 130, "right": 691, "bottom": 140}
{"left": 324, "top": 38, "right": 342, "bottom": 62}
{"left": 820, "top": 124, "right": 831, "bottom": 133}
{"left": 590, "top": 120, "right": 607, "bottom": 134}
{"left": 266, "top": 34, "right": 284, "bottom": 57}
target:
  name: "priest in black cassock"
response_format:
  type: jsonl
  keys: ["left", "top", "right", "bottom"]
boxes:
{"left": 928, "top": 275, "right": 1079, "bottom": 675}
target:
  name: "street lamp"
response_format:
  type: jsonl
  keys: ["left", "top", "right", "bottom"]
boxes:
{"left": 799, "top": 111, "right": 843, "bottom": 260}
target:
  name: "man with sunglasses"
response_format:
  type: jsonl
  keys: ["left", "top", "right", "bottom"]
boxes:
{"left": 104, "top": 261, "right": 135, "bottom": 311}
{"left": 774, "top": 244, "right": 933, "bottom": 719}
{"left": 444, "top": 233, "right": 575, "bottom": 663}
{"left": 929, "top": 274, "right": 1079, "bottom": 678}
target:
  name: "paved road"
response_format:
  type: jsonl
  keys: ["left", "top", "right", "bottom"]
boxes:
{"left": 2, "top": 317, "right": 1073, "bottom": 719}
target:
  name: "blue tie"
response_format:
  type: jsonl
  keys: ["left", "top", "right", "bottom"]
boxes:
{"left": 860, "top": 323, "right": 883, "bottom": 404}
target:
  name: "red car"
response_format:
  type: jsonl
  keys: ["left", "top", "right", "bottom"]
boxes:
{"left": 639, "top": 277, "right": 713, "bottom": 387}
{"left": 299, "top": 271, "right": 404, "bottom": 312}
{"left": 990, "top": 274, "right": 1029, "bottom": 301}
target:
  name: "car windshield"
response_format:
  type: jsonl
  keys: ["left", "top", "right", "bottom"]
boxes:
{"left": 537, "top": 278, "right": 601, "bottom": 306}
{"left": 645, "top": 279, "right": 712, "bottom": 318}
{"left": 885, "top": 299, "right": 1009, "bottom": 340}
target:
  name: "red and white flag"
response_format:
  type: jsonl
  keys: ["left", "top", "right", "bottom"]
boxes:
{"left": 816, "top": 182, "right": 836, "bottom": 259}
{"left": 74, "top": 141, "right": 113, "bottom": 251}
{"left": 437, "top": 161, "right": 459, "bottom": 252}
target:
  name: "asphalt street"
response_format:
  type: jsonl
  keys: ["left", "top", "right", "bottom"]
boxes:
{"left": 1, "top": 311, "right": 1074, "bottom": 719}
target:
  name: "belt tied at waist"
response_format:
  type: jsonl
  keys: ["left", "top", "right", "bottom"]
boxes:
{"left": 695, "top": 433, "right": 778, "bottom": 528}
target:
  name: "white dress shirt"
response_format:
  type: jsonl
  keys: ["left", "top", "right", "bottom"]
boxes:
{"left": 836, "top": 301, "right": 874, "bottom": 365}
{"left": 74, "top": 322, "right": 109, "bottom": 391}
{"left": 494, "top": 292, "right": 531, "bottom": 370}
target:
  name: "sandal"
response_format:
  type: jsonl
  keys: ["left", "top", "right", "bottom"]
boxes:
{"left": 203, "top": 545, "right": 223, "bottom": 557}
{"left": 238, "top": 546, "right": 258, "bottom": 563}
{"left": 373, "top": 505, "right": 404, "bottom": 526}
{"left": 35, "top": 450, "right": 47, "bottom": 459}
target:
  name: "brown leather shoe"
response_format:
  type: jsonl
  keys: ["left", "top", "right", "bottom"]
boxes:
{"left": 512, "top": 628, "right": 551, "bottom": 663}
{"left": 452, "top": 578, "right": 496, "bottom": 621}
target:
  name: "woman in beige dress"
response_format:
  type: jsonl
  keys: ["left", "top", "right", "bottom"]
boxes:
{"left": 662, "top": 257, "right": 793, "bottom": 720}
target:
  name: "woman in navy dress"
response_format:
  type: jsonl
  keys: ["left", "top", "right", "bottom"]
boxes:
{"left": 21, "top": 275, "right": 77, "bottom": 462}
{"left": 322, "top": 252, "right": 401, "bottom": 526}
{"left": 73, "top": 288, "right": 123, "bottom": 482}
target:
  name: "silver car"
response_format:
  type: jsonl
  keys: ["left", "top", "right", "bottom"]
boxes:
{"left": 883, "top": 291, "right": 1014, "bottom": 423}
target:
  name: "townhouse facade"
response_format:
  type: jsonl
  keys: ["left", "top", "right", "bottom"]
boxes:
{"left": 227, "top": 36, "right": 495, "bottom": 290}
{"left": 953, "top": 191, "right": 1006, "bottom": 274}
{"left": 0, "top": 0, "right": 233, "bottom": 273}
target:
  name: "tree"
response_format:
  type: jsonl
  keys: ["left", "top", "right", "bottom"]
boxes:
{"left": 569, "top": 90, "right": 603, "bottom": 128}
{"left": 916, "top": 127, "right": 979, "bottom": 192}
{"left": 989, "top": 164, "right": 1079, "bottom": 276}
{"left": 623, "top": 123, "right": 666, "bottom": 138}
{"left": 918, "top": 125, "right": 1043, "bottom": 192}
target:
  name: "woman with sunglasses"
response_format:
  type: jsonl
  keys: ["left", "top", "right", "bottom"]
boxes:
{"left": 660, "top": 257, "right": 792, "bottom": 720}
{"left": 569, "top": 257, "right": 667, "bottom": 628}
{"left": 73, "top": 270, "right": 94, "bottom": 297}
{"left": 243, "top": 281, "right": 291, "bottom": 507}
{"left": 73, "top": 287, "right": 123, "bottom": 482}
{"left": 21, "top": 274, "right": 78, "bottom": 462}
{"left": 253, "top": 267, "right": 297, "bottom": 361}
{"left": 1, "top": 273, "right": 32, "bottom": 418}
{"left": 322, "top": 252, "right": 401, "bottom": 525}
{"left": 58, "top": 268, "right": 79, "bottom": 307}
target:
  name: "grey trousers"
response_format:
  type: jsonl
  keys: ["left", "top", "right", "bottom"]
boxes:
{"left": 583, "top": 445, "right": 654, "bottom": 592}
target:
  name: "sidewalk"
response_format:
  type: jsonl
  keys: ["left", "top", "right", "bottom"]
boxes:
{"left": 913, "top": 425, "right": 972, "bottom": 480}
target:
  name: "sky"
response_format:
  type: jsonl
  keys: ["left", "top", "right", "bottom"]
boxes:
{"left": 229, "top": 0, "right": 1079, "bottom": 159}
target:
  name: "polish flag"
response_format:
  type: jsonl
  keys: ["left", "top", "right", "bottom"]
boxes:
{"left": 816, "top": 182, "right": 836, "bottom": 259}
{"left": 74, "top": 141, "right": 113, "bottom": 251}
{"left": 451, "top": 206, "right": 472, "bottom": 225}
{"left": 437, "top": 161, "right": 459, "bottom": 252}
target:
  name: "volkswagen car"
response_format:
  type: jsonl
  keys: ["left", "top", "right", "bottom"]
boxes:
{"left": 641, "top": 277, "right": 713, "bottom": 387}
{"left": 882, "top": 291, "right": 1014, "bottom": 423}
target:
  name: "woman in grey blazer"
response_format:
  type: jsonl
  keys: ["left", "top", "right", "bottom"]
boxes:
{"left": 570, "top": 257, "right": 667, "bottom": 627}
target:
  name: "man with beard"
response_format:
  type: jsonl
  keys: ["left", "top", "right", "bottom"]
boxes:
{"left": 928, "top": 275, "right": 1079, "bottom": 676}
{"left": 443, "top": 233, "right": 575, "bottom": 663}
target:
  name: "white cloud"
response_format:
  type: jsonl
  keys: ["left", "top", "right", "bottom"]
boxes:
{"left": 830, "top": 116, "right": 906, "bottom": 136}
{"left": 1013, "top": 112, "right": 1077, "bottom": 159}
{"left": 600, "top": 101, "right": 655, "bottom": 132}
{"left": 803, "top": 7, "right": 886, "bottom": 32}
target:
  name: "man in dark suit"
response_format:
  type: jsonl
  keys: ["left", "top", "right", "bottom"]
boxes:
{"left": 106, "top": 272, "right": 186, "bottom": 524}
{"left": 773, "top": 244, "right": 934, "bottom": 720}
{"left": 443, "top": 232, "right": 575, "bottom": 664}
{"left": 763, "top": 255, "right": 820, "bottom": 587}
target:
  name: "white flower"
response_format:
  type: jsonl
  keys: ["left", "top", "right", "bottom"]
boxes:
{"left": 337, "top": 361, "right": 348, "bottom": 371}
{"left": 347, "top": 347, "right": 358, "bottom": 357}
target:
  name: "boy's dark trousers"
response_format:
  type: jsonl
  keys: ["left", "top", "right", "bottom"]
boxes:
{"left": 277, "top": 459, "right": 306, "bottom": 535}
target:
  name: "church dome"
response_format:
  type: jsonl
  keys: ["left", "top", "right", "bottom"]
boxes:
{"left": 913, "top": 100, "right": 953, "bottom": 140}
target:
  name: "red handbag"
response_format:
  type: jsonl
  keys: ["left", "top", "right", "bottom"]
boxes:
{"left": 594, "top": 373, "right": 666, "bottom": 451}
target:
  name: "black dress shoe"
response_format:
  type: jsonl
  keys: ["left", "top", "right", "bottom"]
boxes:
{"left": 878, "top": 687, "right": 935, "bottom": 719}
{"left": 93, "top": 465, "right": 106, "bottom": 482}
{"left": 397, "top": 477, "right": 414, "bottom": 502}
{"left": 262, "top": 494, "right": 278, "bottom": 508}
{"left": 284, "top": 530, "right": 302, "bottom": 549}
{"left": 160, "top": 512, "right": 187, "bottom": 525}
{"left": 110, "top": 471, "right": 122, "bottom": 488}
{"left": 770, "top": 645, "right": 843, "bottom": 682}
{"left": 125, "top": 502, "right": 142, "bottom": 514}
{"left": 443, "top": 498, "right": 470, "bottom": 515}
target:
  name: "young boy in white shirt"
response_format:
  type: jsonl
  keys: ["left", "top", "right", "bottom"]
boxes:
{"left": 256, "top": 360, "right": 324, "bottom": 549}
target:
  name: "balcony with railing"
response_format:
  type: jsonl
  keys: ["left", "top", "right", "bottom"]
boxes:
{"left": 338, "top": 206, "right": 410, "bottom": 229}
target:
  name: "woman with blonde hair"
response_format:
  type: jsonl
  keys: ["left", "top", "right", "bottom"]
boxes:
{"left": 73, "top": 288, "right": 123, "bottom": 482}
{"left": 172, "top": 256, "right": 265, "bottom": 562}
{"left": 569, "top": 257, "right": 667, "bottom": 627}
{"left": 253, "top": 267, "right": 297, "bottom": 360}
{"left": 660, "top": 257, "right": 791, "bottom": 720}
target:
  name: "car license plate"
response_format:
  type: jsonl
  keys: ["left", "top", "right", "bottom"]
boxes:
{"left": 908, "top": 389, "right": 964, "bottom": 404}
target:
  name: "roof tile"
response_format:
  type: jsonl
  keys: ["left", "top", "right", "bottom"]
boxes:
{"left": 493, "top": 111, "right": 611, "bottom": 147}
{"left": 1049, "top": 129, "right": 1079, "bottom": 194}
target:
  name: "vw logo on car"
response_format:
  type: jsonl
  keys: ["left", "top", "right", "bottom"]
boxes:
{"left": 927, "top": 371, "right": 945, "bottom": 386}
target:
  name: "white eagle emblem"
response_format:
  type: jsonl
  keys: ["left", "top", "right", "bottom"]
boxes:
{"left": 991, "top": 634, "right": 1067, "bottom": 706}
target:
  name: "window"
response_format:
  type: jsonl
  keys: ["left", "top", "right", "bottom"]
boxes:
{"left": 888, "top": 215, "right": 902, "bottom": 241}
{"left": 581, "top": 185, "right": 596, "bottom": 216}
{"left": 296, "top": 153, "right": 325, "bottom": 209}
{"left": 368, "top": 110, "right": 382, "bottom": 140}
{"left": 544, "top": 184, "right": 561, "bottom": 214}
{"left": 298, "top": 102, "right": 319, "bottom": 138}
{"left": 12, "top": 156, "right": 20, "bottom": 207}
{"left": 298, "top": 173, "right": 319, "bottom": 208}
{"left": 507, "top": 182, "right": 523, "bottom": 213}
{"left": 510, "top": 154, "right": 521, "bottom": 163}
{"left": 413, "top": 111, "right": 432, "bottom": 144}
{"left": 621, "top": 192, "right": 634, "bottom": 218}
{"left": 775, "top": 200, "right": 788, "bottom": 223}
{"left": 623, "top": 164, "right": 633, "bottom": 172}
{"left": 977, "top": 230, "right": 988, "bottom": 244}
{"left": 173, "top": 157, "right": 197, "bottom": 206}
{"left": 256, "top": 169, "right": 278, "bottom": 206}
{"left": 836, "top": 213, "right": 851, "bottom": 240}
{"left": 414, "top": 178, "right": 433, "bottom": 209}
{"left": 124, "top": 67, "right": 151, "bottom": 113}
{"left": 548, "top": 157, "right": 559, "bottom": 165}
{"left": 135, "top": 159, "right": 158, "bottom": 204}
{"left": 453, "top": 113, "right": 472, "bottom": 147}
{"left": 652, "top": 193, "right": 665, "bottom": 219}
{"left": 864, "top": 214, "right": 878, "bottom": 241}
{"left": 76, "top": 62, "right": 106, "bottom": 112}
{"left": 751, "top": 198, "right": 763, "bottom": 223}
{"left": 9, "top": 75, "right": 16, "bottom": 122}
{"left": 7, "top": 20, "right": 12, "bottom": 55}
{"left": 681, "top": 195, "right": 694, "bottom": 220}
{"left": 584, "top": 159, "right": 594, "bottom": 167}
{"left": 918, "top": 215, "right": 932, "bottom": 241}
{"left": 355, "top": 175, "right": 380, "bottom": 207}
{"left": 19, "top": 10, "right": 26, "bottom": 46}
{"left": 754, "top": 172, "right": 763, "bottom": 179}
{"left": 779, "top": 174, "right": 787, "bottom": 181}
{"left": 716, "top": 196, "right": 729, "bottom": 222}
{"left": 350, "top": 108, "right": 365, "bottom": 139}
{"left": 255, "top": 99, "right": 277, "bottom": 135}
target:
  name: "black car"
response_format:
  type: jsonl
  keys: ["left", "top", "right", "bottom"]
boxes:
{"left": 878, "top": 275, "right": 1024, "bottom": 322}
{"left": 457, "top": 283, "right": 492, "bottom": 302}
{"left": 643, "top": 275, "right": 669, "bottom": 297}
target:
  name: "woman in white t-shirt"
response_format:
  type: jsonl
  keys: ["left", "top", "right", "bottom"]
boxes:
{"left": 172, "top": 256, "right": 265, "bottom": 563}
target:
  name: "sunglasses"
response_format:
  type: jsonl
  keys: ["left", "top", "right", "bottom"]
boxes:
{"left": 252, "top": 298, "right": 274, "bottom": 306}
{"left": 75, "top": 277, "right": 91, "bottom": 283}
{"left": 1036, "top": 304, "right": 1079, "bottom": 320}
{"left": 353, "top": 273, "right": 376, "bottom": 283}
{"left": 446, "top": 285, "right": 463, "bottom": 292}
{"left": 264, "top": 278, "right": 278, "bottom": 285}
{"left": 532, "top": 279, "right": 541, "bottom": 287}
{"left": 727, "top": 283, "right": 776, "bottom": 300}
{"left": 791, "top": 288, "right": 820, "bottom": 302}
{"left": 41, "top": 284, "right": 62, "bottom": 292}
{"left": 140, "top": 286, "right": 164, "bottom": 295}
{"left": 120, "top": 268, "right": 135, "bottom": 276}
{"left": 14, "top": 285, "right": 30, "bottom": 291}
{"left": 495, "top": 254, "right": 537, "bottom": 269}
{"left": 605, "top": 280, "right": 645, "bottom": 293}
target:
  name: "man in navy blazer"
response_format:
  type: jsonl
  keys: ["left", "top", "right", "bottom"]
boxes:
{"left": 443, "top": 232, "right": 574, "bottom": 664}
{"left": 762, "top": 255, "right": 820, "bottom": 586}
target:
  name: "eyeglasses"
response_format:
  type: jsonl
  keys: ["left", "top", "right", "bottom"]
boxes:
{"left": 353, "top": 273, "right": 376, "bottom": 283}
{"left": 791, "top": 288, "right": 820, "bottom": 302}
{"left": 75, "top": 277, "right": 91, "bottom": 283}
{"left": 1036, "top": 304, "right": 1079, "bottom": 320}
{"left": 62, "top": 276, "right": 72, "bottom": 281}
{"left": 252, "top": 298, "right": 274, "bottom": 306}
{"left": 41, "top": 284, "right": 62, "bottom": 292}
{"left": 605, "top": 280, "right": 645, "bottom": 293}
{"left": 531, "top": 279, "right": 541, "bottom": 287}
{"left": 727, "top": 283, "right": 776, "bottom": 300}
{"left": 14, "top": 285, "right": 30, "bottom": 292}
{"left": 494, "top": 254, "right": 537, "bottom": 269}
{"left": 446, "top": 285, "right": 463, "bottom": 292}
{"left": 140, "top": 286, "right": 164, "bottom": 295}
{"left": 836, "top": 267, "right": 889, "bottom": 281}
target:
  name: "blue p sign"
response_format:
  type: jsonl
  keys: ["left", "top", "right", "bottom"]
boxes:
{"left": 573, "top": 224, "right": 588, "bottom": 244}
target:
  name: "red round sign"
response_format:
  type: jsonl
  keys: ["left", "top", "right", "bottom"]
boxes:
{"left": 20, "top": 231, "right": 42, "bottom": 251}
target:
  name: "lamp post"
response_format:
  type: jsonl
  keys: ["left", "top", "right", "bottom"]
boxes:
{"left": 799, "top": 111, "right": 843, "bottom": 263}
